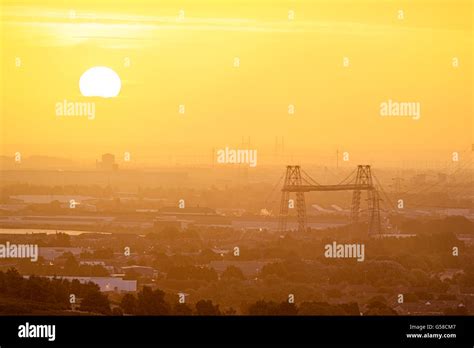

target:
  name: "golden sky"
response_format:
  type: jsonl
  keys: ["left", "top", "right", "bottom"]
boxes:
{"left": 1, "top": 0, "right": 472, "bottom": 167}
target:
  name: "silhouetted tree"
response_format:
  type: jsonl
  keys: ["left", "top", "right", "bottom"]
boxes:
{"left": 136, "top": 287, "right": 170, "bottom": 315}
{"left": 80, "top": 290, "right": 111, "bottom": 315}
{"left": 173, "top": 303, "right": 193, "bottom": 315}
{"left": 247, "top": 300, "right": 279, "bottom": 315}
{"left": 120, "top": 293, "right": 137, "bottom": 314}
{"left": 195, "top": 300, "right": 220, "bottom": 315}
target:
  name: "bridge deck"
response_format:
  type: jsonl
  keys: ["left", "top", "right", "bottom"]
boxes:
{"left": 282, "top": 184, "right": 374, "bottom": 192}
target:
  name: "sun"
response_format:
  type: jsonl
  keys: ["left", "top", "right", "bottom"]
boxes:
{"left": 79, "top": 66, "right": 121, "bottom": 98}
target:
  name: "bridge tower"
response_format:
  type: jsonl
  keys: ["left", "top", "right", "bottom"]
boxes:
{"left": 350, "top": 165, "right": 381, "bottom": 235}
{"left": 278, "top": 165, "right": 307, "bottom": 232}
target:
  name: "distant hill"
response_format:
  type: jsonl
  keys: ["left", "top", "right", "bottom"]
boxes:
{"left": 0, "top": 155, "right": 75, "bottom": 170}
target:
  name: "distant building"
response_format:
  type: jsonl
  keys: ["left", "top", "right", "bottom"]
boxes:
{"left": 121, "top": 265, "right": 157, "bottom": 277}
{"left": 79, "top": 260, "right": 115, "bottom": 273}
{"left": 24, "top": 275, "right": 136, "bottom": 292}
{"left": 79, "top": 260, "right": 106, "bottom": 266}
{"left": 96, "top": 153, "right": 118, "bottom": 171}
{"left": 71, "top": 276, "right": 136, "bottom": 292}
{"left": 156, "top": 206, "right": 232, "bottom": 228}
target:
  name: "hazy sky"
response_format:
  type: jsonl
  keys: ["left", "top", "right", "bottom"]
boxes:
{"left": 1, "top": 0, "right": 472, "bottom": 167}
